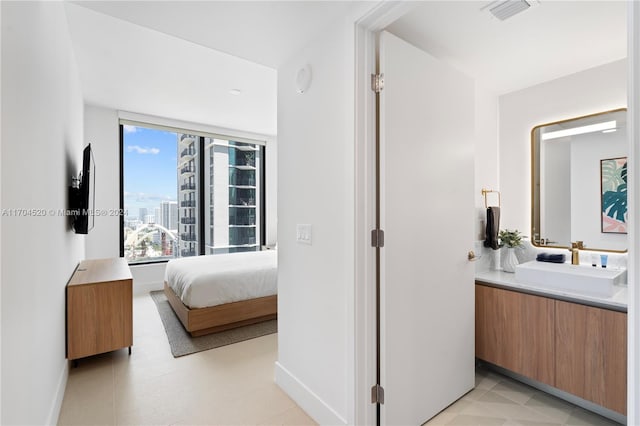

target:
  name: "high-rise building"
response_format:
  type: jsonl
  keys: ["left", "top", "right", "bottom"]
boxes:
{"left": 204, "top": 138, "right": 261, "bottom": 255}
{"left": 177, "top": 135, "right": 262, "bottom": 257}
{"left": 138, "top": 207, "right": 148, "bottom": 223}
{"left": 160, "top": 201, "right": 178, "bottom": 231}
{"left": 178, "top": 134, "right": 198, "bottom": 257}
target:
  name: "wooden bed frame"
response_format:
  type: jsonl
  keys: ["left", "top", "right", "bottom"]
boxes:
{"left": 163, "top": 282, "right": 277, "bottom": 337}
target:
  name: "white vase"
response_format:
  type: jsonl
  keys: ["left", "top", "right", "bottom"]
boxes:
{"left": 503, "top": 247, "right": 519, "bottom": 273}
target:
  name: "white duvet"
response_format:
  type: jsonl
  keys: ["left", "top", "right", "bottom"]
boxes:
{"left": 165, "top": 250, "right": 277, "bottom": 309}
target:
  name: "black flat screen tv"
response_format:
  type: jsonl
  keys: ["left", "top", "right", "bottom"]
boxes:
{"left": 70, "top": 144, "right": 95, "bottom": 234}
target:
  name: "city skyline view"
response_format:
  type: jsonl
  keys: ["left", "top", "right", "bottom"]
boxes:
{"left": 122, "top": 123, "right": 263, "bottom": 262}
{"left": 123, "top": 125, "right": 178, "bottom": 219}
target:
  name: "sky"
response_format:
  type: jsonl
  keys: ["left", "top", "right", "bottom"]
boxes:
{"left": 123, "top": 125, "right": 178, "bottom": 219}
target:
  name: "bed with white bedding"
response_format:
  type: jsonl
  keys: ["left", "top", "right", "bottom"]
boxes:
{"left": 163, "top": 250, "right": 277, "bottom": 337}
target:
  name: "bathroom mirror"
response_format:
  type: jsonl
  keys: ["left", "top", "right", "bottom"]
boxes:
{"left": 532, "top": 108, "right": 627, "bottom": 252}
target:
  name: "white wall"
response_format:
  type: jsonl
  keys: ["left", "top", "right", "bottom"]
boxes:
{"left": 84, "top": 106, "right": 278, "bottom": 292}
{"left": 473, "top": 84, "right": 500, "bottom": 271}
{"left": 275, "top": 15, "right": 355, "bottom": 425}
{"left": 499, "top": 59, "right": 627, "bottom": 234}
{"left": 474, "top": 85, "right": 500, "bottom": 241}
{"left": 84, "top": 104, "right": 119, "bottom": 259}
{"left": 1, "top": 2, "right": 85, "bottom": 424}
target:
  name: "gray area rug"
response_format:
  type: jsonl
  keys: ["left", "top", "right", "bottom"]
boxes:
{"left": 149, "top": 290, "right": 277, "bottom": 357}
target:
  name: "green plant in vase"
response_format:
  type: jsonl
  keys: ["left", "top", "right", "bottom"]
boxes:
{"left": 499, "top": 229, "right": 522, "bottom": 273}
{"left": 498, "top": 229, "right": 523, "bottom": 248}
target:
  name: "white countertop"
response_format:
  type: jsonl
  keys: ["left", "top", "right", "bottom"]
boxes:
{"left": 475, "top": 269, "right": 628, "bottom": 312}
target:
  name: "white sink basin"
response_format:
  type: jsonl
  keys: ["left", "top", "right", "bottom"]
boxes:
{"left": 514, "top": 260, "right": 626, "bottom": 297}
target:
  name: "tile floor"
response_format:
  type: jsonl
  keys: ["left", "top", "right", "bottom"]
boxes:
{"left": 425, "top": 367, "right": 622, "bottom": 426}
{"left": 58, "top": 294, "right": 621, "bottom": 426}
{"left": 57, "top": 294, "right": 315, "bottom": 425}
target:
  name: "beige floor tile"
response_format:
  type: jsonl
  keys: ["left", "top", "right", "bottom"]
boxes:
{"left": 565, "top": 407, "right": 621, "bottom": 426}
{"left": 491, "top": 379, "right": 538, "bottom": 395}
{"left": 523, "top": 392, "right": 574, "bottom": 424}
{"left": 59, "top": 355, "right": 115, "bottom": 426}
{"left": 170, "top": 391, "right": 250, "bottom": 425}
{"left": 509, "top": 420, "right": 562, "bottom": 426}
{"left": 461, "top": 387, "right": 489, "bottom": 402}
{"left": 477, "top": 390, "right": 521, "bottom": 405}
{"left": 58, "top": 379, "right": 114, "bottom": 426}
{"left": 424, "top": 411, "right": 458, "bottom": 425}
{"left": 490, "top": 381, "right": 539, "bottom": 405}
{"left": 443, "top": 399, "right": 472, "bottom": 414}
{"left": 258, "top": 402, "right": 317, "bottom": 426}
{"left": 58, "top": 403, "right": 114, "bottom": 426}
{"left": 483, "top": 402, "right": 558, "bottom": 423}
{"left": 458, "top": 401, "right": 505, "bottom": 418}
{"left": 445, "top": 414, "right": 507, "bottom": 425}
{"left": 476, "top": 371, "right": 504, "bottom": 390}
{"left": 236, "top": 384, "right": 299, "bottom": 424}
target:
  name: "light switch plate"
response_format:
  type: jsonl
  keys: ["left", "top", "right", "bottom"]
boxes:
{"left": 296, "top": 224, "right": 312, "bottom": 245}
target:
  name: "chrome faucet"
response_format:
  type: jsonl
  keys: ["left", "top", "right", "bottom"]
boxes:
{"left": 569, "top": 241, "right": 584, "bottom": 265}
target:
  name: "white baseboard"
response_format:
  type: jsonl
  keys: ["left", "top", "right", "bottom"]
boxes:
{"left": 275, "top": 361, "right": 347, "bottom": 426}
{"left": 133, "top": 280, "right": 163, "bottom": 296}
{"left": 46, "top": 360, "right": 69, "bottom": 425}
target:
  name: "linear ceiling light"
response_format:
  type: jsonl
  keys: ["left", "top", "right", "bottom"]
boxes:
{"left": 541, "top": 121, "right": 617, "bottom": 140}
{"left": 488, "top": 0, "right": 531, "bottom": 20}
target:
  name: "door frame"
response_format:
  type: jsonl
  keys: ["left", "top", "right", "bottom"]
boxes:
{"left": 627, "top": 2, "right": 639, "bottom": 423}
{"left": 353, "top": 3, "right": 418, "bottom": 425}
{"left": 353, "top": 2, "right": 640, "bottom": 425}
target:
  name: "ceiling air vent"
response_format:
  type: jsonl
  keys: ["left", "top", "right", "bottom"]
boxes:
{"left": 486, "top": 0, "right": 531, "bottom": 20}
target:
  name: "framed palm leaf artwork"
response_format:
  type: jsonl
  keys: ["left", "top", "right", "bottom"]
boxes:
{"left": 601, "top": 157, "right": 627, "bottom": 233}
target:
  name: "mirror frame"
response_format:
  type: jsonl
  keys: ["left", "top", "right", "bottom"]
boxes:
{"left": 530, "top": 108, "right": 628, "bottom": 253}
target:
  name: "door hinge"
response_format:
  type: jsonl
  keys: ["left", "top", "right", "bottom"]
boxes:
{"left": 371, "top": 229, "right": 385, "bottom": 248}
{"left": 371, "top": 73, "right": 384, "bottom": 93}
{"left": 371, "top": 384, "right": 385, "bottom": 404}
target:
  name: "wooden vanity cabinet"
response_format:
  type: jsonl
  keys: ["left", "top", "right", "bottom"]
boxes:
{"left": 475, "top": 284, "right": 555, "bottom": 384}
{"left": 475, "top": 283, "right": 627, "bottom": 415}
{"left": 555, "top": 300, "right": 627, "bottom": 414}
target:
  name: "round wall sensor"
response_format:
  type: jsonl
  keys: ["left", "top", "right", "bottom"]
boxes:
{"left": 295, "top": 64, "right": 312, "bottom": 94}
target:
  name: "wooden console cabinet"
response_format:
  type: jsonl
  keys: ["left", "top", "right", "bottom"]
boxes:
{"left": 66, "top": 258, "right": 133, "bottom": 361}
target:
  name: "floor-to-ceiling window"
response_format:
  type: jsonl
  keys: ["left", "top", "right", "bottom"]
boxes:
{"left": 120, "top": 121, "right": 265, "bottom": 264}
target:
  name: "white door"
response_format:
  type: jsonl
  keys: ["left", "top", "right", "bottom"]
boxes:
{"left": 379, "top": 31, "right": 476, "bottom": 425}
